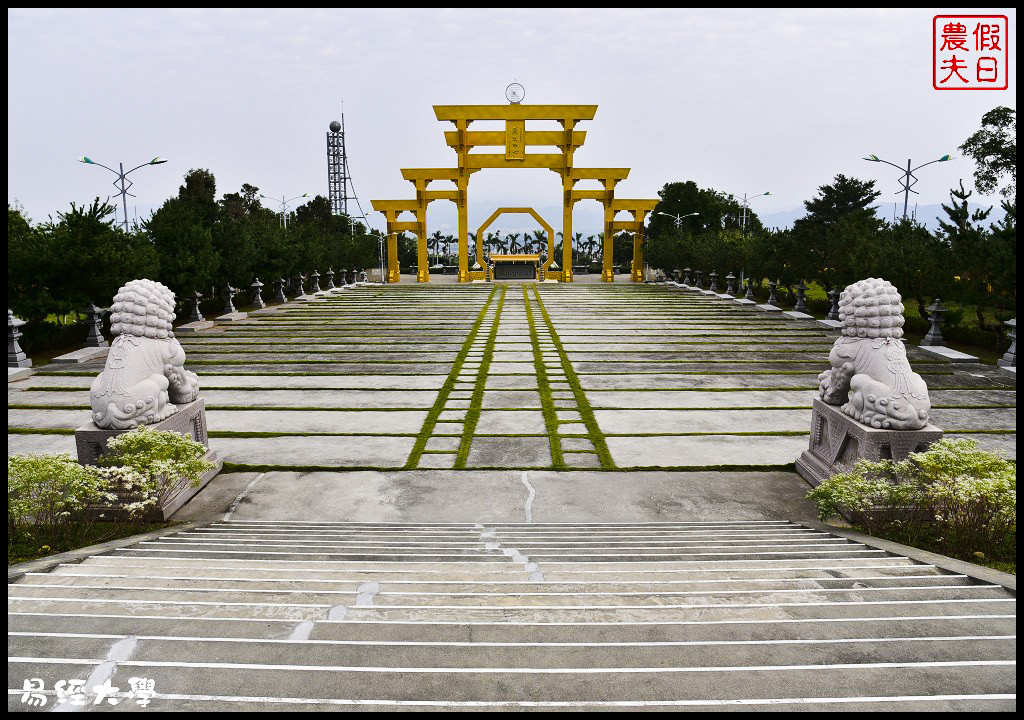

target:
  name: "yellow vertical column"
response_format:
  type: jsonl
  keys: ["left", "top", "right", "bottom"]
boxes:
{"left": 457, "top": 173, "right": 470, "bottom": 282}
{"left": 562, "top": 177, "right": 574, "bottom": 283}
{"left": 416, "top": 209, "right": 429, "bottom": 283}
{"left": 387, "top": 235, "right": 400, "bottom": 283}
{"left": 631, "top": 229, "right": 644, "bottom": 282}
{"left": 383, "top": 212, "right": 400, "bottom": 283}
{"left": 455, "top": 119, "right": 471, "bottom": 283}
{"left": 601, "top": 180, "right": 615, "bottom": 283}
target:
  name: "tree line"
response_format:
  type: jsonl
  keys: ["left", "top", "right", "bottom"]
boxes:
{"left": 8, "top": 168, "right": 378, "bottom": 323}
{"left": 645, "top": 108, "right": 1016, "bottom": 346}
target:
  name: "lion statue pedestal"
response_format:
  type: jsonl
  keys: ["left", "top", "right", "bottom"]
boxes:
{"left": 74, "top": 279, "right": 221, "bottom": 518}
{"left": 796, "top": 278, "right": 943, "bottom": 487}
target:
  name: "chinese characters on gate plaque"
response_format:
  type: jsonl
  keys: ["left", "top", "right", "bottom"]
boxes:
{"left": 934, "top": 15, "right": 1009, "bottom": 90}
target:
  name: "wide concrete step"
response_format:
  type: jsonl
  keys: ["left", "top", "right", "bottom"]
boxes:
{"left": 26, "top": 572, "right": 977, "bottom": 593}
{"left": 10, "top": 580, "right": 1004, "bottom": 607}
{"left": 74, "top": 554, "right": 926, "bottom": 572}
{"left": 8, "top": 520, "right": 1015, "bottom": 710}
{"left": 8, "top": 657, "right": 1015, "bottom": 704}
{"left": 8, "top": 596, "right": 1015, "bottom": 624}
{"left": 9, "top": 633, "right": 1016, "bottom": 669}
{"left": 11, "top": 695, "right": 1011, "bottom": 712}
{"left": 49, "top": 560, "right": 947, "bottom": 584}
{"left": 10, "top": 613, "right": 1015, "bottom": 644}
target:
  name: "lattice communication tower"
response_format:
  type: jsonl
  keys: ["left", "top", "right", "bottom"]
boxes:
{"left": 326, "top": 113, "right": 365, "bottom": 220}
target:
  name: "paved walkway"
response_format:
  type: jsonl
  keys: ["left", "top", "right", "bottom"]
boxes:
{"left": 7, "top": 280, "right": 1017, "bottom": 711}
{"left": 7, "top": 281, "right": 1015, "bottom": 475}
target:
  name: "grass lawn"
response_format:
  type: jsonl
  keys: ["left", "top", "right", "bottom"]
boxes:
{"left": 8, "top": 521, "right": 177, "bottom": 566}
{"left": 850, "top": 523, "right": 1015, "bottom": 576}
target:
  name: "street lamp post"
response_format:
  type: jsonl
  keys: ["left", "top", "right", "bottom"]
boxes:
{"left": 655, "top": 211, "right": 699, "bottom": 229}
{"left": 260, "top": 193, "right": 311, "bottom": 229}
{"left": 78, "top": 156, "right": 167, "bottom": 231}
{"left": 377, "top": 231, "right": 400, "bottom": 284}
{"left": 863, "top": 154, "right": 952, "bottom": 221}
{"left": 736, "top": 191, "right": 771, "bottom": 234}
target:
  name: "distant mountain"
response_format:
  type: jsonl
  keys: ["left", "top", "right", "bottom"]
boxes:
{"left": 760, "top": 203, "right": 1006, "bottom": 233}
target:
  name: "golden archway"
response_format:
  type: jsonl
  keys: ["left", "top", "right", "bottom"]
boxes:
{"left": 371, "top": 102, "right": 657, "bottom": 284}
{"left": 475, "top": 207, "right": 556, "bottom": 281}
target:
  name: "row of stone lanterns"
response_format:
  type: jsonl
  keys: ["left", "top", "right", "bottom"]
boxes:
{"left": 188, "top": 268, "right": 370, "bottom": 323}
{"left": 8, "top": 267, "right": 371, "bottom": 369}
{"left": 664, "top": 267, "right": 1017, "bottom": 371}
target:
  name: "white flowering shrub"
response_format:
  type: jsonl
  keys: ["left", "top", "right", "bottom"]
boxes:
{"left": 808, "top": 439, "right": 1016, "bottom": 561}
{"left": 8, "top": 453, "right": 115, "bottom": 530}
{"left": 98, "top": 426, "right": 213, "bottom": 511}
{"left": 8, "top": 428, "right": 212, "bottom": 531}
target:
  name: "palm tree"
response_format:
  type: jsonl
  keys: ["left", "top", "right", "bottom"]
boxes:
{"left": 573, "top": 232, "right": 583, "bottom": 264}
{"left": 532, "top": 229, "right": 547, "bottom": 256}
{"left": 428, "top": 230, "right": 443, "bottom": 266}
{"left": 443, "top": 234, "right": 454, "bottom": 263}
{"left": 507, "top": 232, "right": 522, "bottom": 254}
{"left": 585, "top": 234, "right": 597, "bottom": 261}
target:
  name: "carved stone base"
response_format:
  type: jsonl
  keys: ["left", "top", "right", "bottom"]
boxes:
{"left": 175, "top": 320, "right": 216, "bottom": 333}
{"left": 75, "top": 398, "right": 222, "bottom": 519}
{"left": 214, "top": 312, "right": 248, "bottom": 322}
{"left": 796, "top": 398, "right": 943, "bottom": 487}
{"left": 52, "top": 347, "right": 109, "bottom": 364}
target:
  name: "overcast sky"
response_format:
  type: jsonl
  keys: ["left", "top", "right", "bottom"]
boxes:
{"left": 7, "top": 8, "right": 1017, "bottom": 235}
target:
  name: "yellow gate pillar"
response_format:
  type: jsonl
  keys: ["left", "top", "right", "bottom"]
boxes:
{"left": 416, "top": 211, "right": 429, "bottom": 283}
{"left": 601, "top": 195, "right": 615, "bottom": 282}
{"left": 387, "top": 233, "right": 400, "bottom": 283}
{"left": 631, "top": 232, "right": 644, "bottom": 283}
{"left": 457, "top": 174, "right": 470, "bottom": 282}
{"left": 562, "top": 178, "right": 574, "bottom": 283}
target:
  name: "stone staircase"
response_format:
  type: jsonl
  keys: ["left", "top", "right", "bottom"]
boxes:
{"left": 8, "top": 521, "right": 1016, "bottom": 711}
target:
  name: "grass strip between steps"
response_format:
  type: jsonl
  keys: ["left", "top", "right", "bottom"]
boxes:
{"left": 454, "top": 286, "right": 507, "bottom": 469}
{"left": 403, "top": 287, "right": 498, "bottom": 470}
{"left": 523, "top": 285, "right": 564, "bottom": 468}
{"left": 532, "top": 286, "right": 615, "bottom": 470}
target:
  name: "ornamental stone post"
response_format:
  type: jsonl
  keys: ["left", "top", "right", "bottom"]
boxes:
{"left": 222, "top": 284, "right": 238, "bottom": 315}
{"left": 673, "top": 269, "right": 681, "bottom": 283}
{"left": 920, "top": 299, "right": 947, "bottom": 346}
{"left": 84, "top": 303, "right": 108, "bottom": 348}
{"left": 827, "top": 289, "right": 841, "bottom": 320}
{"left": 725, "top": 272, "right": 736, "bottom": 296}
{"left": 350, "top": 269, "right": 358, "bottom": 285}
{"left": 189, "top": 291, "right": 205, "bottom": 322}
{"left": 682, "top": 268, "right": 692, "bottom": 285}
{"left": 8, "top": 309, "right": 31, "bottom": 368}
{"left": 794, "top": 282, "right": 808, "bottom": 313}
{"left": 275, "top": 278, "right": 287, "bottom": 303}
{"left": 744, "top": 279, "right": 755, "bottom": 301}
{"left": 767, "top": 281, "right": 780, "bottom": 307}
{"left": 998, "top": 318, "right": 1015, "bottom": 368}
{"left": 709, "top": 271, "right": 719, "bottom": 293}
{"left": 360, "top": 270, "right": 368, "bottom": 284}
{"left": 693, "top": 270, "right": 703, "bottom": 289}
{"left": 310, "top": 270, "right": 322, "bottom": 293}
{"left": 325, "top": 268, "right": 335, "bottom": 289}
{"left": 294, "top": 273, "right": 306, "bottom": 296}
{"left": 250, "top": 278, "right": 265, "bottom": 309}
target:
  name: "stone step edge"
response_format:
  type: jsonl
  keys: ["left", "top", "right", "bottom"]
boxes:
{"left": 7, "top": 522, "right": 205, "bottom": 583}
{"left": 10, "top": 521, "right": 1015, "bottom": 595}
{"left": 805, "top": 521, "right": 1016, "bottom": 593}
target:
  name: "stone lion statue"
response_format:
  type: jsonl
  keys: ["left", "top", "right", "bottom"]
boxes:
{"left": 90, "top": 279, "right": 200, "bottom": 430}
{"left": 817, "top": 278, "right": 931, "bottom": 430}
